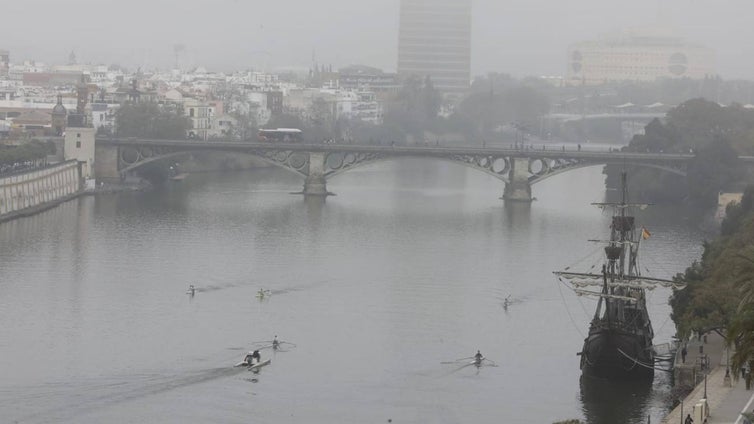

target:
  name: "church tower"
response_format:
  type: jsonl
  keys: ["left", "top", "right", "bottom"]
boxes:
{"left": 51, "top": 94, "right": 67, "bottom": 136}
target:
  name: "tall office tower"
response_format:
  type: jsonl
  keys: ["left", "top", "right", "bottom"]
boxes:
{"left": 0, "top": 50, "right": 9, "bottom": 78}
{"left": 397, "top": 0, "right": 472, "bottom": 95}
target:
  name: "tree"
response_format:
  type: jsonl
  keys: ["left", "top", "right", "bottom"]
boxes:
{"left": 228, "top": 112, "right": 257, "bottom": 141}
{"left": 0, "top": 140, "right": 55, "bottom": 166}
{"left": 420, "top": 76, "right": 442, "bottom": 121}
{"left": 607, "top": 99, "right": 754, "bottom": 207}
{"left": 670, "top": 186, "right": 754, "bottom": 375}
{"left": 383, "top": 75, "right": 443, "bottom": 142}
{"left": 723, "top": 193, "right": 754, "bottom": 377}
{"left": 455, "top": 83, "right": 549, "bottom": 137}
{"left": 115, "top": 102, "right": 190, "bottom": 139}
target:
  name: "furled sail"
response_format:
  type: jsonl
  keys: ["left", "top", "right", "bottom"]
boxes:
{"left": 573, "top": 289, "right": 638, "bottom": 302}
{"left": 555, "top": 272, "right": 685, "bottom": 290}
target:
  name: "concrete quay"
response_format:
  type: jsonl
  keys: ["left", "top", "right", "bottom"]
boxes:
{"left": 663, "top": 332, "right": 754, "bottom": 424}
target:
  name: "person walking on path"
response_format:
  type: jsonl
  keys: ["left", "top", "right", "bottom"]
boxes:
{"left": 685, "top": 413, "right": 693, "bottom": 424}
{"left": 682, "top": 345, "right": 687, "bottom": 363}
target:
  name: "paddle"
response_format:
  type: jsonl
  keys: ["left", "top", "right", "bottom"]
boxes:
{"left": 441, "top": 356, "right": 475, "bottom": 364}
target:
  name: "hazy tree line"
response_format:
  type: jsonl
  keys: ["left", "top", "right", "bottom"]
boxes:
{"left": 113, "top": 102, "right": 190, "bottom": 139}
{"left": 605, "top": 98, "right": 753, "bottom": 207}
{"left": 669, "top": 186, "right": 754, "bottom": 378}
{"left": 0, "top": 140, "right": 56, "bottom": 169}
{"left": 550, "top": 76, "right": 754, "bottom": 114}
{"left": 338, "top": 73, "right": 550, "bottom": 145}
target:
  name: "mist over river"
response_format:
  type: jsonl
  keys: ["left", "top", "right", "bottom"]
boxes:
{"left": 0, "top": 160, "right": 706, "bottom": 423}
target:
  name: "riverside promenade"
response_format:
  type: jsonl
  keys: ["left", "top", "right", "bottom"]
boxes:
{"left": 662, "top": 332, "right": 754, "bottom": 424}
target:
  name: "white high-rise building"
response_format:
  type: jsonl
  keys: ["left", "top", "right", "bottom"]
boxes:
{"left": 397, "top": 0, "right": 471, "bottom": 94}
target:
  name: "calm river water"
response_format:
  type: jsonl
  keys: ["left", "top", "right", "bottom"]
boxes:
{"left": 0, "top": 160, "right": 706, "bottom": 423}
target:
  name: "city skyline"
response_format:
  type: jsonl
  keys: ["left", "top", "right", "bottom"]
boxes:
{"left": 1, "top": 0, "right": 752, "bottom": 79}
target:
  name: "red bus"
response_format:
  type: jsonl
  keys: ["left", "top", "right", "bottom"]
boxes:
{"left": 258, "top": 128, "right": 303, "bottom": 142}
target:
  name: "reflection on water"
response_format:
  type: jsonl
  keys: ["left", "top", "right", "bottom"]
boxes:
{"left": 581, "top": 375, "right": 653, "bottom": 424}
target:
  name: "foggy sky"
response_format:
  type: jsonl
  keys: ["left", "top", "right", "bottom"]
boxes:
{"left": 3, "top": 0, "right": 752, "bottom": 78}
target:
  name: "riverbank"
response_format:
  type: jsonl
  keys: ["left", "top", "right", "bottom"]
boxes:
{"left": 86, "top": 180, "right": 151, "bottom": 195}
{"left": 0, "top": 179, "right": 151, "bottom": 224}
{"left": 0, "top": 190, "right": 83, "bottom": 223}
{"left": 662, "top": 332, "right": 754, "bottom": 424}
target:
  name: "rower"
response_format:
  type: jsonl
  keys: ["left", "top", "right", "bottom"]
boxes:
{"left": 474, "top": 350, "right": 483, "bottom": 365}
{"left": 245, "top": 349, "right": 261, "bottom": 365}
{"left": 188, "top": 285, "right": 195, "bottom": 296}
{"left": 272, "top": 335, "right": 280, "bottom": 350}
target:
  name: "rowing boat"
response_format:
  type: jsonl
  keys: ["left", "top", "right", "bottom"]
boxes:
{"left": 249, "top": 359, "right": 271, "bottom": 370}
{"left": 250, "top": 339, "right": 296, "bottom": 351}
{"left": 235, "top": 358, "right": 272, "bottom": 369}
{"left": 442, "top": 356, "right": 497, "bottom": 368}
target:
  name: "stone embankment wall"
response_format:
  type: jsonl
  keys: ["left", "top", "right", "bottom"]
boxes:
{"left": 0, "top": 160, "right": 81, "bottom": 221}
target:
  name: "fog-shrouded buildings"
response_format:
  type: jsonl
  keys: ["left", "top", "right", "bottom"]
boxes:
{"left": 567, "top": 27, "right": 715, "bottom": 86}
{"left": 397, "top": 0, "right": 471, "bottom": 95}
{"left": 0, "top": 50, "right": 9, "bottom": 78}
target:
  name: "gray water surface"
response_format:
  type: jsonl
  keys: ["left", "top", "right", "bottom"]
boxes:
{"left": 0, "top": 160, "right": 705, "bottom": 423}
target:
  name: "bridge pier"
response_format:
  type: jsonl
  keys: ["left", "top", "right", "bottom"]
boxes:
{"left": 94, "top": 143, "right": 122, "bottom": 183}
{"left": 503, "top": 157, "right": 532, "bottom": 202}
{"left": 302, "top": 152, "right": 331, "bottom": 196}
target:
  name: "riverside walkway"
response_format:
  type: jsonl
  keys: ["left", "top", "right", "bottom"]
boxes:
{"left": 662, "top": 332, "right": 754, "bottom": 424}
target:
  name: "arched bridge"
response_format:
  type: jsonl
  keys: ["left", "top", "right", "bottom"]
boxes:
{"left": 94, "top": 138, "right": 694, "bottom": 201}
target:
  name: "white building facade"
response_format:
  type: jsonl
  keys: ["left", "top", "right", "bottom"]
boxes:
{"left": 567, "top": 28, "right": 715, "bottom": 86}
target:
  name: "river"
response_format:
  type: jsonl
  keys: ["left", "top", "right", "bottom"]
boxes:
{"left": 0, "top": 160, "right": 707, "bottom": 423}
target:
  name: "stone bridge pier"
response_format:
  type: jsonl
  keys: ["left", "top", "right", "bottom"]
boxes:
{"left": 503, "top": 157, "right": 532, "bottom": 202}
{"left": 303, "top": 151, "right": 330, "bottom": 196}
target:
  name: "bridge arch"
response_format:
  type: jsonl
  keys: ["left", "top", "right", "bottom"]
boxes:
{"left": 323, "top": 153, "right": 512, "bottom": 184}
{"left": 117, "top": 148, "right": 308, "bottom": 178}
{"left": 529, "top": 160, "right": 687, "bottom": 186}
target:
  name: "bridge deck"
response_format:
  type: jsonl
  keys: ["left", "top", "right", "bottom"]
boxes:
{"left": 96, "top": 138, "right": 696, "bottom": 162}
